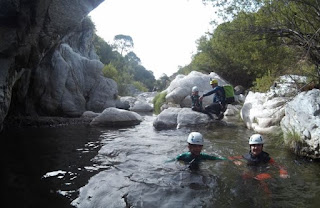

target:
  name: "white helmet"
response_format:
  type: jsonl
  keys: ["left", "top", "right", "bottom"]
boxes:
{"left": 249, "top": 134, "right": 264, "bottom": 145}
{"left": 192, "top": 86, "right": 199, "bottom": 92}
{"left": 187, "top": 132, "right": 204, "bottom": 145}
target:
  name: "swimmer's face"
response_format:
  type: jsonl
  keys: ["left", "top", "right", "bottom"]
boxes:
{"left": 250, "top": 144, "right": 263, "bottom": 156}
{"left": 188, "top": 144, "right": 203, "bottom": 156}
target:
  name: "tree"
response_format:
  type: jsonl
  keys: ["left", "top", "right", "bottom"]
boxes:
{"left": 205, "top": 0, "right": 320, "bottom": 85}
{"left": 125, "top": 51, "right": 141, "bottom": 64}
{"left": 113, "top": 34, "right": 134, "bottom": 56}
{"left": 155, "top": 74, "right": 170, "bottom": 91}
{"left": 93, "top": 34, "right": 116, "bottom": 64}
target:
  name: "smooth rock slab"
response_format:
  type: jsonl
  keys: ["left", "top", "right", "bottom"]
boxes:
{"left": 90, "top": 107, "right": 142, "bottom": 127}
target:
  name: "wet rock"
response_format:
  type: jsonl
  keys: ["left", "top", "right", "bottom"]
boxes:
{"left": 240, "top": 91, "right": 287, "bottom": 134}
{"left": 120, "top": 92, "right": 157, "bottom": 112}
{"left": 81, "top": 111, "right": 100, "bottom": 119}
{"left": 130, "top": 100, "right": 153, "bottom": 112}
{"left": 153, "top": 107, "right": 182, "bottom": 129}
{"left": 90, "top": 107, "right": 142, "bottom": 127}
{"left": 153, "top": 107, "right": 213, "bottom": 130}
{"left": 240, "top": 75, "right": 307, "bottom": 134}
{"left": 281, "top": 89, "right": 320, "bottom": 158}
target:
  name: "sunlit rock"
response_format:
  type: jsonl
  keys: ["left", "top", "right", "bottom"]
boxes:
{"left": 241, "top": 91, "right": 288, "bottom": 134}
{"left": 240, "top": 75, "right": 307, "bottom": 134}
{"left": 280, "top": 89, "right": 320, "bottom": 158}
{"left": 153, "top": 107, "right": 215, "bottom": 130}
{"left": 164, "top": 71, "right": 231, "bottom": 107}
{"left": 90, "top": 107, "right": 142, "bottom": 127}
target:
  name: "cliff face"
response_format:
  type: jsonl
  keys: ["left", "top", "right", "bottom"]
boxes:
{"left": 0, "top": 0, "right": 120, "bottom": 130}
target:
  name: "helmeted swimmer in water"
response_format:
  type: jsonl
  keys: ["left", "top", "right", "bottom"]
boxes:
{"left": 229, "top": 134, "right": 289, "bottom": 179}
{"left": 170, "top": 132, "right": 227, "bottom": 170}
{"left": 228, "top": 134, "right": 289, "bottom": 195}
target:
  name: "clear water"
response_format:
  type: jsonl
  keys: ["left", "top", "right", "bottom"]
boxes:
{"left": 2, "top": 113, "right": 320, "bottom": 208}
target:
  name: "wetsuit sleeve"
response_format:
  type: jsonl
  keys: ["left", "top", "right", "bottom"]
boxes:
{"left": 165, "top": 153, "right": 186, "bottom": 163}
{"left": 201, "top": 153, "right": 227, "bottom": 160}
{"left": 203, "top": 88, "right": 216, "bottom": 97}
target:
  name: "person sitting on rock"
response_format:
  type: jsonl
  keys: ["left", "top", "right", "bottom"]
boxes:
{"left": 191, "top": 86, "right": 203, "bottom": 112}
{"left": 174, "top": 132, "right": 227, "bottom": 170}
{"left": 199, "top": 79, "right": 226, "bottom": 120}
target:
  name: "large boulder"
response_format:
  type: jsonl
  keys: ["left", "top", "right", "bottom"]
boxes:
{"left": 280, "top": 89, "right": 320, "bottom": 158}
{"left": 241, "top": 91, "right": 288, "bottom": 134}
{"left": 153, "top": 107, "right": 222, "bottom": 130}
{"left": 240, "top": 75, "right": 306, "bottom": 134}
{"left": 29, "top": 42, "right": 118, "bottom": 117}
{"left": 164, "top": 71, "right": 231, "bottom": 107}
{"left": 90, "top": 107, "right": 142, "bottom": 127}
{"left": 119, "top": 92, "right": 157, "bottom": 112}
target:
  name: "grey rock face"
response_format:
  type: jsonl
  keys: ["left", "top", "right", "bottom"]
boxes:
{"left": 280, "top": 89, "right": 320, "bottom": 158}
{"left": 0, "top": 0, "right": 108, "bottom": 129}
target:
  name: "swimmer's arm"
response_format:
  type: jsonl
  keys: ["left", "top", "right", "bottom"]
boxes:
{"left": 269, "top": 158, "right": 289, "bottom": 178}
{"left": 204, "top": 154, "right": 228, "bottom": 161}
{"left": 228, "top": 155, "right": 244, "bottom": 165}
{"left": 164, "top": 158, "right": 176, "bottom": 163}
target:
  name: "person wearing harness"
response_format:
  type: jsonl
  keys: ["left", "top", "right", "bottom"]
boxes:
{"left": 229, "top": 134, "right": 289, "bottom": 179}
{"left": 175, "top": 132, "right": 227, "bottom": 170}
{"left": 199, "top": 79, "right": 226, "bottom": 120}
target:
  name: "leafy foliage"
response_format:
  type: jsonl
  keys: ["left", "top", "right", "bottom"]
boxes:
{"left": 113, "top": 34, "right": 134, "bottom": 55}
{"left": 177, "top": 0, "right": 320, "bottom": 90}
{"left": 155, "top": 74, "right": 170, "bottom": 92}
{"left": 202, "top": 0, "right": 320, "bottom": 88}
{"left": 93, "top": 34, "right": 156, "bottom": 96}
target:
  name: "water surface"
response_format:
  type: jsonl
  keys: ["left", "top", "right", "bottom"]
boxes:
{"left": 2, "top": 114, "right": 320, "bottom": 207}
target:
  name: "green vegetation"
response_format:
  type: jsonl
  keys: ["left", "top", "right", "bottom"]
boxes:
{"left": 132, "top": 81, "right": 148, "bottom": 92}
{"left": 285, "top": 129, "right": 302, "bottom": 144}
{"left": 177, "top": 0, "right": 320, "bottom": 91}
{"left": 92, "top": 31, "right": 156, "bottom": 96}
{"left": 252, "top": 72, "right": 276, "bottom": 92}
{"left": 153, "top": 92, "right": 167, "bottom": 114}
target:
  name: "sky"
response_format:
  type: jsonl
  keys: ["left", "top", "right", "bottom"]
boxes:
{"left": 89, "top": 0, "right": 218, "bottom": 79}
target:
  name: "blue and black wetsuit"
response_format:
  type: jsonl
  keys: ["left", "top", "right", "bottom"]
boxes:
{"left": 242, "top": 151, "right": 272, "bottom": 166}
{"left": 202, "top": 86, "right": 226, "bottom": 116}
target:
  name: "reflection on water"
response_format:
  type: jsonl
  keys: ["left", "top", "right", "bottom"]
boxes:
{"left": 2, "top": 114, "right": 320, "bottom": 208}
